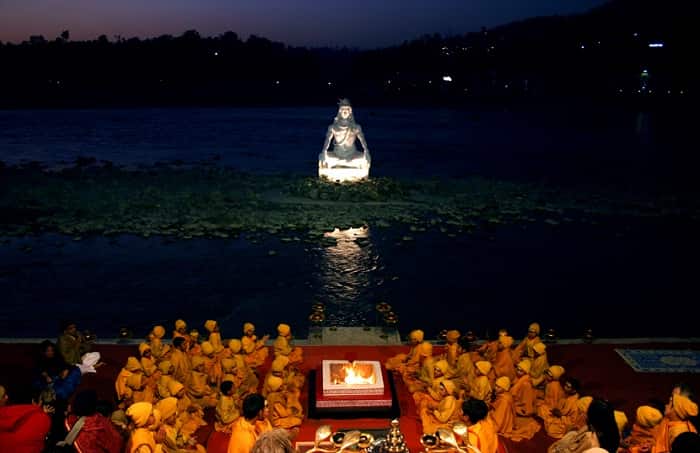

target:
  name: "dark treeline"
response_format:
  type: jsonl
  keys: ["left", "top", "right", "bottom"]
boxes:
{"left": 0, "top": 0, "right": 694, "bottom": 108}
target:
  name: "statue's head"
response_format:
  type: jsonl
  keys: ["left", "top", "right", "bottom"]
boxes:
{"left": 336, "top": 98, "right": 354, "bottom": 121}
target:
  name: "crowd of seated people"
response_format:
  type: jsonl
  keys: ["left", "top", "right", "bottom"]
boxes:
{"left": 386, "top": 323, "right": 699, "bottom": 453}
{"left": 1, "top": 319, "right": 698, "bottom": 453}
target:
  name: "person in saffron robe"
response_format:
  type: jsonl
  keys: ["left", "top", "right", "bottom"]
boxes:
{"left": 462, "top": 398, "right": 500, "bottom": 453}
{"left": 173, "top": 319, "right": 191, "bottom": 350}
{"left": 419, "top": 380, "right": 460, "bottom": 434}
{"left": 273, "top": 324, "right": 303, "bottom": 365}
{"left": 188, "top": 356, "right": 217, "bottom": 408}
{"left": 241, "top": 323, "right": 270, "bottom": 368}
{"left": 511, "top": 360, "right": 537, "bottom": 417}
{"left": 64, "top": 390, "right": 123, "bottom": 453}
{"left": 478, "top": 329, "right": 509, "bottom": 363}
{"left": 225, "top": 340, "right": 260, "bottom": 396}
{"left": 216, "top": 381, "right": 241, "bottom": 433}
{"left": 514, "top": 322, "right": 542, "bottom": 362}
{"left": 156, "top": 361, "right": 175, "bottom": 399}
{"left": 615, "top": 410, "right": 628, "bottom": 439}
{"left": 442, "top": 330, "right": 462, "bottom": 370}
{"left": 493, "top": 335, "right": 516, "bottom": 382}
{"left": 542, "top": 376, "right": 581, "bottom": 439}
{"left": 125, "top": 402, "right": 162, "bottom": 453}
{"left": 620, "top": 405, "right": 663, "bottom": 452}
{"left": 116, "top": 357, "right": 143, "bottom": 405}
{"left": 385, "top": 329, "right": 424, "bottom": 373}
{"left": 452, "top": 349, "right": 477, "bottom": 400}
{"left": 547, "top": 398, "right": 616, "bottom": 453}
{"left": 228, "top": 393, "right": 272, "bottom": 453}
{"left": 413, "top": 359, "right": 451, "bottom": 407}
{"left": 188, "top": 330, "right": 201, "bottom": 357}
{"left": 170, "top": 337, "right": 192, "bottom": 386}
{"left": 205, "top": 320, "right": 225, "bottom": 354}
{"left": 265, "top": 376, "right": 303, "bottom": 429}
{"left": 530, "top": 342, "right": 549, "bottom": 388}
{"left": 537, "top": 365, "right": 566, "bottom": 418}
{"left": 471, "top": 361, "right": 493, "bottom": 402}
{"left": 654, "top": 394, "right": 698, "bottom": 453}
{"left": 403, "top": 341, "right": 435, "bottom": 394}
{"left": 200, "top": 341, "right": 224, "bottom": 389}
{"left": 489, "top": 376, "right": 515, "bottom": 436}
{"left": 149, "top": 325, "right": 170, "bottom": 360}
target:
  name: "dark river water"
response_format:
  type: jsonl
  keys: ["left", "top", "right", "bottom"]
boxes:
{"left": 0, "top": 105, "right": 696, "bottom": 340}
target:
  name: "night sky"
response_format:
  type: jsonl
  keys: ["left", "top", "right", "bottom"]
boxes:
{"left": 1, "top": 0, "right": 609, "bottom": 48}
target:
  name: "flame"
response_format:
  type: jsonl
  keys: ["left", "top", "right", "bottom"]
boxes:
{"left": 342, "top": 361, "right": 376, "bottom": 385}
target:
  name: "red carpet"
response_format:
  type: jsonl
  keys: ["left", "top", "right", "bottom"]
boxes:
{"left": 2, "top": 341, "right": 700, "bottom": 452}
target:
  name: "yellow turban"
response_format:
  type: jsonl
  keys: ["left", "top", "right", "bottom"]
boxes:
{"left": 267, "top": 375, "right": 284, "bottom": 392}
{"left": 126, "top": 373, "right": 143, "bottom": 389}
{"left": 277, "top": 323, "right": 291, "bottom": 336}
{"left": 434, "top": 360, "right": 449, "bottom": 375}
{"left": 476, "top": 361, "right": 492, "bottom": 376}
{"left": 221, "top": 358, "right": 235, "bottom": 372}
{"left": 228, "top": 339, "right": 242, "bottom": 353}
{"left": 635, "top": 405, "right": 662, "bottom": 428}
{"left": 528, "top": 323, "right": 540, "bottom": 335}
{"left": 517, "top": 360, "right": 531, "bottom": 374}
{"left": 138, "top": 343, "right": 151, "bottom": 356}
{"left": 614, "top": 410, "right": 628, "bottom": 433}
{"left": 547, "top": 365, "right": 565, "bottom": 380}
{"left": 409, "top": 330, "right": 424, "bottom": 342}
{"left": 152, "top": 325, "right": 165, "bottom": 339}
{"left": 204, "top": 320, "right": 217, "bottom": 333}
{"left": 158, "top": 360, "right": 172, "bottom": 374}
{"left": 419, "top": 341, "right": 433, "bottom": 357}
{"left": 175, "top": 319, "right": 187, "bottom": 330}
{"left": 673, "top": 394, "right": 699, "bottom": 419}
{"left": 578, "top": 396, "right": 593, "bottom": 413}
{"left": 272, "top": 356, "right": 289, "bottom": 372}
{"left": 244, "top": 322, "right": 255, "bottom": 333}
{"left": 441, "top": 380, "right": 456, "bottom": 396}
{"left": 125, "top": 356, "right": 142, "bottom": 372}
{"left": 189, "top": 329, "right": 199, "bottom": 339}
{"left": 191, "top": 356, "right": 205, "bottom": 369}
{"left": 499, "top": 335, "right": 514, "bottom": 349}
{"left": 156, "top": 397, "right": 178, "bottom": 421}
{"left": 167, "top": 380, "right": 184, "bottom": 396}
{"left": 533, "top": 342, "right": 546, "bottom": 354}
{"left": 126, "top": 402, "right": 153, "bottom": 427}
{"left": 446, "top": 330, "right": 461, "bottom": 342}
{"left": 201, "top": 341, "right": 214, "bottom": 356}
{"left": 223, "top": 374, "right": 236, "bottom": 383}
{"left": 496, "top": 376, "right": 511, "bottom": 391}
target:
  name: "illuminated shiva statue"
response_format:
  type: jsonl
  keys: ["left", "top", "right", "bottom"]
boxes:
{"left": 318, "top": 99, "right": 371, "bottom": 181}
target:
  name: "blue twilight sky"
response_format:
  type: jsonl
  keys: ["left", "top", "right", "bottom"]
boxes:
{"left": 0, "top": 0, "right": 609, "bottom": 48}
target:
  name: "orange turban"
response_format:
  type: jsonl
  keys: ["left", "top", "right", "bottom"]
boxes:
{"left": 156, "top": 397, "right": 178, "bottom": 421}
{"left": 223, "top": 373, "right": 236, "bottom": 383}
{"left": 267, "top": 376, "right": 284, "bottom": 392}
{"left": 446, "top": 330, "right": 461, "bottom": 342}
{"left": 152, "top": 325, "right": 165, "bottom": 339}
{"left": 419, "top": 341, "right": 433, "bottom": 357}
{"left": 409, "top": 330, "right": 424, "bottom": 342}
{"left": 547, "top": 365, "right": 565, "bottom": 380}
{"left": 167, "top": 380, "right": 184, "bottom": 397}
{"left": 138, "top": 343, "right": 151, "bottom": 356}
{"left": 277, "top": 323, "right": 291, "bottom": 336}
{"left": 126, "top": 373, "right": 143, "bottom": 389}
{"left": 204, "top": 320, "right": 217, "bottom": 333}
{"left": 126, "top": 402, "right": 153, "bottom": 427}
{"left": 636, "top": 405, "right": 663, "bottom": 428}
{"left": 673, "top": 394, "right": 699, "bottom": 420}
{"left": 201, "top": 341, "right": 214, "bottom": 356}
{"left": 528, "top": 323, "right": 540, "bottom": 335}
{"left": 175, "top": 319, "right": 187, "bottom": 330}
{"left": 499, "top": 335, "right": 514, "bottom": 349}
{"left": 476, "top": 361, "right": 492, "bottom": 376}
{"left": 441, "top": 380, "right": 456, "bottom": 396}
{"left": 125, "top": 356, "right": 142, "bottom": 372}
{"left": 189, "top": 329, "right": 199, "bottom": 339}
{"left": 158, "top": 360, "right": 172, "bottom": 374}
{"left": 533, "top": 342, "right": 546, "bottom": 355}
{"left": 578, "top": 396, "right": 593, "bottom": 413}
{"left": 516, "top": 360, "right": 531, "bottom": 374}
{"left": 495, "top": 376, "right": 511, "bottom": 391}
{"left": 228, "top": 339, "right": 242, "bottom": 353}
{"left": 244, "top": 322, "right": 255, "bottom": 333}
{"left": 272, "top": 356, "right": 290, "bottom": 372}
{"left": 221, "top": 358, "right": 235, "bottom": 372}
{"left": 434, "top": 360, "right": 449, "bottom": 375}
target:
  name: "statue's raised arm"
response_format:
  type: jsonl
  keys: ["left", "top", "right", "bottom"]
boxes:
{"left": 318, "top": 99, "right": 371, "bottom": 182}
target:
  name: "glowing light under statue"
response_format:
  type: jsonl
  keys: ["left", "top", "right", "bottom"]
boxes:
{"left": 319, "top": 99, "right": 371, "bottom": 182}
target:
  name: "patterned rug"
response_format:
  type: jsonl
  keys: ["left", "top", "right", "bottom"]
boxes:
{"left": 615, "top": 349, "right": 700, "bottom": 373}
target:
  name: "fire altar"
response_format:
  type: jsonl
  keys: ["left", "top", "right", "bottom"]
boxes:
{"left": 313, "top": 360, "right": 395, "bottom": 415}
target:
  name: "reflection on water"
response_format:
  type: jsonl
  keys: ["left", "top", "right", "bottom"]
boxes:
{"left": 315, "top": 227, "right": 383, "bottom": 326}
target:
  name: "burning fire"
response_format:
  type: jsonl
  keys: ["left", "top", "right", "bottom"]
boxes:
{"left": 338, "top": 361, "right": 376, "bottom": 385}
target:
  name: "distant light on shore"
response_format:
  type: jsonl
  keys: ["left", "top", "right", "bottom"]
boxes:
{"left": 442, "top": 75, "right": 453, "bottom": 82}
{"left": 648, "top": 43, "right": 664, "bottom": 48}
